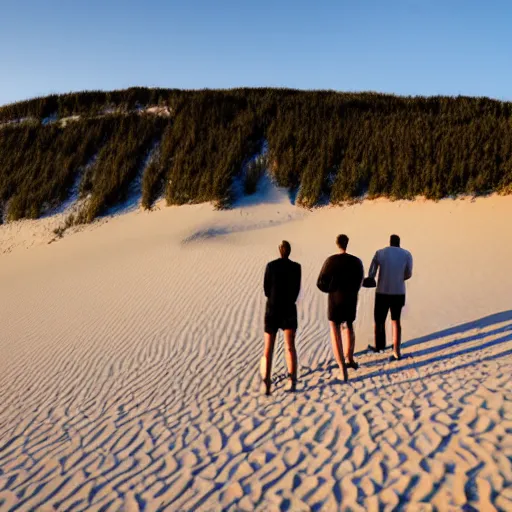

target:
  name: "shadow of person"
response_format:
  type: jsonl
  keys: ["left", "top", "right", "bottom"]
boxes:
{"left": 403, "top": 310, "right": 512, "bottom": 349}
{"left": 361, "top": 310, "right": 512, "bottom": 369}
{"left": 353, "top": 310, "right": 512, "bottom": 381}
{"left": 302, "top": 310, "right": 512, "bottom": 388}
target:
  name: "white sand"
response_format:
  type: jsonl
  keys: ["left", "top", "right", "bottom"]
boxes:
{"left": 0, "top": 185, "right": 511, "bottom": 511}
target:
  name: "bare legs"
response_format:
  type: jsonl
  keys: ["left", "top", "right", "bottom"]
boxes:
{"left": 261, "top": 329, "right": 297, "bottom": 395}
{"left": 329, "top": 321, "right": 348, "bottom": 381}
{"left": 283, "top": 329, "right": 297, "bottom": 390}
{"left": 342, "top": 324, "right": 356, "bottom": 364}
{"left": 262, "top": 332, "right": 276, "bottom": 395}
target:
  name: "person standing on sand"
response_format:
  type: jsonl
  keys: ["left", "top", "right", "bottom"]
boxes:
{"left": 367, "top": 234, "right": 413, "bottom": 361}
{"left": 317, "top": 234, "right": 364, "bottom": 381}
{"left": 261, "top": 241, "right": 301, "bottom": 395}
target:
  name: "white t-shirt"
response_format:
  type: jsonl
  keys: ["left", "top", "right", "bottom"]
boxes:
{"left": 369, "top": 246, "right": 413, "bottom": 295}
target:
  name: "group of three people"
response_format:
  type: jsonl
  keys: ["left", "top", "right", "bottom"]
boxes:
{"left": 261, "top": 234, "right": 413, "bottom": 395}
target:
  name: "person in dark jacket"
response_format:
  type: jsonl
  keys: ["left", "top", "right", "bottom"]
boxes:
{"left": 317, "top": 234, "right": 364, "bottom": 381}
{"left": 261, "top": 240, "right": 301, "bottom": 395}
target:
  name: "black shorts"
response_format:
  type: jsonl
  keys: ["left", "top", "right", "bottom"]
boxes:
{"left": 328, "top": 301, "right": 357, "bottom": 328}
{"left": 374, "top": 293, "right": 405, "bottom": 322}
{"left": 264, "top": 304, "right": 298, "bottom": 334}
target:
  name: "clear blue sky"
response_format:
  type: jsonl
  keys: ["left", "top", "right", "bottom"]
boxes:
{"left": 1, "top": 0, "right": 511, "bottom": 106}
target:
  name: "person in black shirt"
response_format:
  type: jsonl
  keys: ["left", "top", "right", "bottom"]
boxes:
{"left": 317, "top": 234, "right": 364, "bottom": 380}
{"left": 261, "top": 240, "right": 301, "bottom": 395}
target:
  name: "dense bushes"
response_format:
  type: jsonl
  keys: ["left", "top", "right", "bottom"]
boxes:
{"left": 162, "top": 93, "right": 266, "bottom": 208}
{"left": 0, "top": 119, "right": 111, "bottom": 220}
{"left": 265, "top": 93, "right": 512, "bottom": 205}
{"left": 0, "top": 88, "right": 511, "bottom": 223}
{"left": 80, "top": 115, "right": 166, "bottom": 221}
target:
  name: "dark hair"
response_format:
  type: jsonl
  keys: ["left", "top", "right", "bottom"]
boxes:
{"left": 390, "top": 234, "right": 400, "bottom": 247}
{"left": 279, "top": 240, "right": 291, "bottom": 258}
{"left": 336, "top": 234, "right": 349, "bottom": 250}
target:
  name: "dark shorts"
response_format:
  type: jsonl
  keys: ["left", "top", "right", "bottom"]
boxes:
{"left": 264, "top": 304, "right": 298, "bottom": 334}
{"left": 374, "top": 293, "right": 405, "bottom": 322}
{"left": 328, "top": 300, "right": 357, "bottom": 328}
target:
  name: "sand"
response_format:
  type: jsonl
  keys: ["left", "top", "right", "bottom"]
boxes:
{"left": 0, "top": 182, "right": 511, "bottom": 511}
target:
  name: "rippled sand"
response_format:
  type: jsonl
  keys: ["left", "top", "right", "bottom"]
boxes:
{"left": 1, "top": 188, "right": 511, "bottom": 510}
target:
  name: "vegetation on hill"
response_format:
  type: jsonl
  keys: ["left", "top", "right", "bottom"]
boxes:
{"left": 0, "top": 88, "right": 511, "bottom": 223}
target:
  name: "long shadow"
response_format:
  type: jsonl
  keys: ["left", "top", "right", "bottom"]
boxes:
{"left": 361, "top": 320, "right": 512, "bottom": 369}
{"left": 302, "top": 311, "right": 512, "bottom": 385}
{"left": 407, "top": 322, "right": 512, "bottom": 359}
{"left": 353, "top": 330, "right": 512, "bottom": 383}
{"left": 357, "top": 310, "right": 512, "bottom": 368}
{"left": 403, "top": 310, "right": 512, "bottom": 348}
{"left": 377, "top": 346, "right": 512, "bottom": 393}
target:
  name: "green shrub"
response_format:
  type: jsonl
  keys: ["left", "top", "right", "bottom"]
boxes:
{"left": 0, "top": 88, "right": 511, "bottom": 222}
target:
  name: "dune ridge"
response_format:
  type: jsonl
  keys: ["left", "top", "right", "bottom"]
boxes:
{"left": 0, "top": 190, "right": 511, "bottom": 510}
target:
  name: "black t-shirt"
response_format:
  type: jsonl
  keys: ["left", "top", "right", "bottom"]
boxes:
{"left": 264, "top": 258, "right": 301, "bottom": 309}
{"left": 317, "top": 253, "right": 364, "bottom": 305}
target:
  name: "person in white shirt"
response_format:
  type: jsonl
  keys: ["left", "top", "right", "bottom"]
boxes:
{"left": 367, "top": 235, "right": 413, "bottom": 360}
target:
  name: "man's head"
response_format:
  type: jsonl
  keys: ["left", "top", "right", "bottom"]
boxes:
{"left": 336, "top": 234, "right": 349, "bottom": 251}
{"left": 279, "top": 240, "right": 291, "bottom": 259}
{"left": 390, "top": 234, "right": 400, "bottom": 247}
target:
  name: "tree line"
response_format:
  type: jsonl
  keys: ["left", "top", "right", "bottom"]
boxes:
{"left": 0, "top": 88, "right": 511, "bottom": 223}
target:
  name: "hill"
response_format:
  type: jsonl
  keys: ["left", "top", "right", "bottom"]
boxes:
{"left": 1, "top": 87, "right": 511, "bottom": 224}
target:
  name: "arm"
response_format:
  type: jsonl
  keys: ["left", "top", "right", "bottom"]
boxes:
{"left": 264, "top": 263, "right": 271, "bottom": 297}
{"left": 405, "top": 252, "right": 413, "bottom": 280}
{"left": 368, "top": 251, "right": 380, "bottom": 279}
{"left": 357, "top": 259, "right": 364, "bottom": 290}
{"left": 317, "top": 258, "right": 332, "bottom": 293}
{"left": 293, "top": 264, "right": 302, "bottom": 302}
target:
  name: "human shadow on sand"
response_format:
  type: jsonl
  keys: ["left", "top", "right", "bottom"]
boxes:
{"left": 377, "top": 345, "right": 512, "bottom": 392}
{"left": 403, "top": 310, "right": 512, "bottom": 348}
{"left": 300, "top": 310, "right": 512, "bottom": 387}
{"left": 361, "top": 310, "right": 512, "bottom": 369}
{"left": 355, "top": 310, "right": 512, "bottom": 381}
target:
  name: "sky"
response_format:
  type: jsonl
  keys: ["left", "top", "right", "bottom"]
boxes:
{"left": 0, "top": 0, "right": 511, "bottom": 106}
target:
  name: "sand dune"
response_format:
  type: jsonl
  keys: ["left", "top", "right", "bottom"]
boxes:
{"left": 0, "top": 187, "right": 511, "bottom": 510}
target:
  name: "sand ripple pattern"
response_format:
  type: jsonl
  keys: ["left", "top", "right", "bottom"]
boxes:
{"left": 1, "top": 310, "right": 511, "bottom": 510}
{"left": 1, "top": 198, "right": 512, "bottom": 510}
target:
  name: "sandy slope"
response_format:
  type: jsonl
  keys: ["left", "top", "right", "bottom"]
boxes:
{"left": 0, "top": 184, "right": 511, "bottom": 511}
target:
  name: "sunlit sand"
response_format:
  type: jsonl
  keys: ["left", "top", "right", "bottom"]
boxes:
{"left": 0, "top": 184, "right": 511, "bottom": 510}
